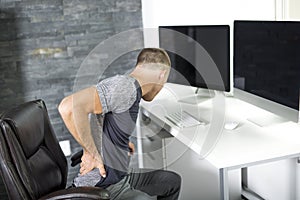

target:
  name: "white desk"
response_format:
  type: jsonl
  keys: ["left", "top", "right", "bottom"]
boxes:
{"left": 139, "top": 83, "right": 300, "bottom": 200}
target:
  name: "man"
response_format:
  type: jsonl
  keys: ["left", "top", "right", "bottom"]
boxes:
{"left": 58, "top": 48, "right": 181, "bottom": 200}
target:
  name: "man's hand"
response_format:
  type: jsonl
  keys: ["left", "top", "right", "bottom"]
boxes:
{"left": 80, "top": 150, "right": 106, "bottom": 178}
{"left": 128, "top": 141, "right": 135, "bottom": 156}
{"left": 80, "top": 142, "right": 134, "bottom": 176}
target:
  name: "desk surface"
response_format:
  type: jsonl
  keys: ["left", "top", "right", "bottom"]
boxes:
{"left": 141, "top": 83, "right": 300, "bottom": 170}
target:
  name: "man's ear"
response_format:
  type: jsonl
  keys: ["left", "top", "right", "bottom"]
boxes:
{"left": 159, "top": 70, "right": 167, "bottom": 80}
{"left": 136, "top": 64, "right": 143, "bottom": 69}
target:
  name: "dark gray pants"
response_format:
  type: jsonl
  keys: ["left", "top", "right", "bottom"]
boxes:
{"left": 106, "top": 169, "right": 181, "bottom": 200}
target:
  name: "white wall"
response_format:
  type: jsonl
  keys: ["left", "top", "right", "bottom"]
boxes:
{"left": 141, "top": 0, "right": 299, "bottom": 199}
{"left": 141, "top": 0, "right": 276, "bottom": 26}
{"left": 142, "top": 0, "right": 276, "bottom": 46}
{"left": 286, "top": 0, "right": 300, "bottom": 19}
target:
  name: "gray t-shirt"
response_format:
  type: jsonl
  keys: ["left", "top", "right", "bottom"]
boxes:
{"left": 74, "top": 75, "right": 142, "bottom": 188}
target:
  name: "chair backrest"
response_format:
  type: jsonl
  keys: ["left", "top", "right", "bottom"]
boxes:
{"left": 0, "top": 99, "right": 68, "bottom": 200}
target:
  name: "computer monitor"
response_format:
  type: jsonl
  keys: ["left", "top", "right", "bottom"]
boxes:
{"left": 234, "top": 20, "right": 300, "bottom": 124}
{"left": 158, "top": 25, "right": 230, "bottom": 103}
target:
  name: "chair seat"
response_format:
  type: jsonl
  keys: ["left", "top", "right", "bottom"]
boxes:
{"left": 39, "top": 186, "right": 110, "bottom": 200}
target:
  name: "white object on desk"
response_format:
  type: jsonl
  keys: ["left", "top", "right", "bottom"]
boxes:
{"left": 165, "top": 111, "right": 206, "bottom": 128}
{"left": 224, "top": 122, "right": 239, "bottom": 130}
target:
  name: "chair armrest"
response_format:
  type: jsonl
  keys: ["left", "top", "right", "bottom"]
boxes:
{"left": 39, "top": 186, "right": 110, "bottom": 200}
{"left": 70, "top": 149, "right": 83, "bottom": 167}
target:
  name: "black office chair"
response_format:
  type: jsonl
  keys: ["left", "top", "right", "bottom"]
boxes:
{"left": 0, "top": 99, "right": 110, "bottom": 200}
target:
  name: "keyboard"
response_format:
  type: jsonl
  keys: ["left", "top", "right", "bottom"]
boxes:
{"left": 166, "top": 111, "right": 205, "bottom": 128}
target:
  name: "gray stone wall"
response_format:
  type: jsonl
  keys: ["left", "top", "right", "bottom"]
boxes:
{"left": 0, "top": 0, "right": 143, "bottom": 198}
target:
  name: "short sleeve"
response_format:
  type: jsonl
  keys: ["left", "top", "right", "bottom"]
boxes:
{"left": 95, "top": 75, "right": 137, "bottom": 114}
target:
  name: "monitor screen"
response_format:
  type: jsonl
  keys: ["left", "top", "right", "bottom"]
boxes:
{"left": 234, "top": 20, "right": 300, "bottom": 110}
{"left": 159, "top": 25, "right": 230, "bottom": 92}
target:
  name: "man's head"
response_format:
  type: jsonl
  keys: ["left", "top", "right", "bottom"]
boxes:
{"left": 135, "top": 48, "right": 171, "bottom": 81}
{"left": 132, "top": 48, "right": 171, "bottom": 101}
{"left": 135, "top": 48, "right": 171, "bottom": 69}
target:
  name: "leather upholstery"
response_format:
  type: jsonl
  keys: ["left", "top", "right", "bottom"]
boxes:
{"left": 71, "top": 149, "right": 83, "bottom": 167}
{"left": 0, "top": 99, "right": 110, "bottom": 200}
{"left": 40, "top": 186, "right": 110, "bottom": 200}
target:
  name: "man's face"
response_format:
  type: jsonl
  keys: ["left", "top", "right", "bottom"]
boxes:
{"left": 152, "top": 68, "right": 169, "bottom": 96}
{"left": 141, "top": 68, "right": 169, "bottom": 102}
{"left": 153, "top": 83, "right": 164, "bottom": 96}
{"left": 142, "top": 83, "right": 164, "bottom": 102}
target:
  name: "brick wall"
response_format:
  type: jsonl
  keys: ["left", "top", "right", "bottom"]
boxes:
{"left": 0, "top": 0, "right": 142, "bottom": 198}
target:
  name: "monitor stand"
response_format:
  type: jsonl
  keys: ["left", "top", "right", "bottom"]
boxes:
{"left": 247, "top": 112, "right": 289, "bottom": 127}
{"left": 178, "top": 88, "right": 215, "bottom": 105}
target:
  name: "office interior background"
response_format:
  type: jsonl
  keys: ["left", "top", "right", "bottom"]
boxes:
{"left": 1, "top": 0, "right": 300, "bottom": 199}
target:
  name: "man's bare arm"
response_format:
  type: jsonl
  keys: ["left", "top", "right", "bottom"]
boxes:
{"left": 58, "top": 86, "right": 106, "bottom": 177}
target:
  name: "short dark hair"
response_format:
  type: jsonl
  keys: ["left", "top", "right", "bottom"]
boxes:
{"left": 136, "top": 48, "right": 171, "bottom": 68}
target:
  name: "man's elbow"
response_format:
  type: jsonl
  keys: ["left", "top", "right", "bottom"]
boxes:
{"left": 58, "top": 97, "right": 72, "bottom": 119}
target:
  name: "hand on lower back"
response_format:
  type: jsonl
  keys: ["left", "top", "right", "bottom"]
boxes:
{"left": 80, "top": 150, "right": 106, "bottom": 178}
{"left": 128, "top": 141, "right": 135, "bottom": 156}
